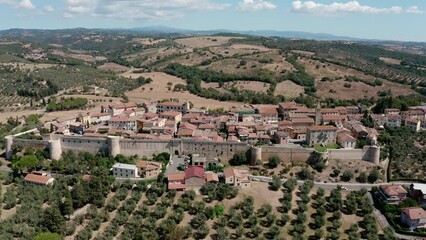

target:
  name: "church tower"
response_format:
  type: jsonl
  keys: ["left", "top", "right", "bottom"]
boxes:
{"left": 315, "top": 101, "right": 322, "bottom": 126}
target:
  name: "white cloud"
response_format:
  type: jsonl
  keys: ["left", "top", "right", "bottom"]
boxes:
{"left": 43, "top": 5, "right": 54, "bottom": 12}
{"left": 18, "top": 0, "right": 34, "bottom": 9}
{"left": 406, "top": 6, "right": 423, "bottom": 14}
{"left": 0, "top": 0, "right": 35, "bottom": 9}
{"left": 237, "top": 0, "right": 277, "bottom": 11}
{"left": 292, "top": 1, "right": 406, "bottom": 15}
{"left": 64, "top": 0, "right": 230, "bottom": 20}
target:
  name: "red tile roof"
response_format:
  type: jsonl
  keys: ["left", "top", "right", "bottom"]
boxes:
{"left": 168, "top": 172, "right": 185, "bottom": 181}
{"left": 185, "top": 166, "right": 205, "bottom": 179}
{"left": 380, "top": 185, "right": 408, "bottom": 196}
{"left": 206, "top": 172, "right": 219, "bottom": 182}
{"left": 402, "top": 207, "right": 426, "bottom": 220}
{"left": 24, "top": 173, "right": 53, "bottom": 185}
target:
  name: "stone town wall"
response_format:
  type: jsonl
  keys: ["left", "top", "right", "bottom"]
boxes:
{"left": 261, "top": 146, "right": 314, "bottom": 164}
{"left": 13, "top": 138, "right": 49, "bottom": 149}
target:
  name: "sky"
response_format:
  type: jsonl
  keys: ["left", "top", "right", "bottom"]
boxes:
{"left": 0, "top": 0, "right": 425, "bottom": 42}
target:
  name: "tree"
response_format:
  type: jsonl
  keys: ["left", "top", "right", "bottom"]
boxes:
{"left": 60, "top": 197, "right": 74, "bottom": 218}
{"left": 356, "top": 172, "right": 368, "bottom": 183}
{"left": 341, "top": 170, "right": 354, "bottom": 182}
{"left": 297, "top": 167, "right": 313, "bottom": 180}
{"left": 268, "top": 156, "right": 281, "bottom": 168}
{"left": 383, "top": 227, "right": 397, "bottom": 240}
{"left": 314, "top": 228, "right": 324, "bottom": 239}
{"left": 34, "top": 232, "right": 62, "bottom": 240}
{"left": 42, "top": 206, "right": 65, "bottom": 234}
{"left": 229, "top": 152, "right": 247, "bottom": 166}
{"left": 368, "top": 168, "right": 382, "bottom": 183}
{"left": 347, "top": 224, "right": 360, "bottom": 240}
{"left": 270, "top": 176, "right": 282, "bottom": 191}
{"left": 345, "top": 193, "right": 358, "bottom": 214}
{"left": 12, "top": 155, "right": 39, "bottom": 173}
{"left": 165, "top": 226, "right": 186, "bottom": 240}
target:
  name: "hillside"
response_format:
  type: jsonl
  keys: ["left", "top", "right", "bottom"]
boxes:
{"left": 0, "top": 29, "right": 425, "bottom": 111}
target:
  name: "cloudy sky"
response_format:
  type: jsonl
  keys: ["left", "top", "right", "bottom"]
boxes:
{"left": 0, "top": 0, "right": 425, "bottom": 41}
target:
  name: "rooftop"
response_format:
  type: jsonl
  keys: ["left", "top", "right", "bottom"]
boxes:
{"left": 402, "top": 207, "right": 426, "bottom": 220}
{"left": 307, "top": 125, "right": 337, "bottom": 131}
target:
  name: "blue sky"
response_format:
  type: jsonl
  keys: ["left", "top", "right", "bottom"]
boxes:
{"left": 0, "top": 0, "right": 425, "bottom": 42}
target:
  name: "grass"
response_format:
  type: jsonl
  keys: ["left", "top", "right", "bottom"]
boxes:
{"left": 314, "top": 144, "right": 339, "bottom": 152}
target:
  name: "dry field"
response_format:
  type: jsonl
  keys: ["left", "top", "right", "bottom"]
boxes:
{"left": 208, "top": 45, "right": 269, "bottom": 57}
{"left": 274, "top": 81, "right": 305, "bottom": 98}
{"left": 225, "top": 81, "right": 270, "bottom": 93}
{"left": 201, "top": 82, "right": 230, "bottom": 94}
{"left": 316, "top": 79, "right": 416, "bottom": 100}
{"left": 130, "top": 38, "right": 167, "bottom": 45}
{"left": 98, "top": 62, "right": 130, "bottom": 72}
{"left": 201, "top": 58, "right": 261, "bottom": 75}
{"left": 124, "top": 72, "right": 244, "bottom": 110}
{"left": 175, "top": 36, "right": 244, "bottom": 48}
{"left": 379, "top": 57, "right": 402, "bottom": 65}
{"left": 0, "top": 62, "right": 56, "bottom": 71}
{"left": 51, "top": 50, "right": 107, "bottom": 62}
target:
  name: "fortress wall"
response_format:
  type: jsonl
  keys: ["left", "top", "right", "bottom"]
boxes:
{"left": 60, "top": 136, "right": 108, "bottom": 155}
{"left": 261, "top": 146, "right": 313, "bottom": 164}
{"left": 119, "top": 139, "right": 250, "bottom": 160}
{"left": 13, "top": 138, "right": 49, "bottom": 149}
{"left": 328, "top": 149, "right": 363, "bottom": 161}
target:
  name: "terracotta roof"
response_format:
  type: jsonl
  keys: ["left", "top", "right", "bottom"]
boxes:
{"left": 321, "top": 108, "right": 339, "bottom": 113}
{"left": 168, "top": 172, "right": 185, "bottom": 181}
{"left": 380, "top": 185, "right": 408, "bottom": 196}
{"left": 291, "top": 118, "right": 314, "bottom": 124}
{"left": 82, "top": 174, "right": 92, "bottom": 181}
{"left": 185, "top": 166, "right": 205, "bottom": 179}
{"left": 223, "top": 167, "right": 235, "bottom": 178}
{"left": 387, "top": 115, "right": 401, "bottom": 120}
{"left": 323, "top": 115, "right": 342, "bottom": 122}
{"left": 307, "top": 125, "right": 337, "bottom": 131}
{"left": 406, "top": 118, "right": 420, "bottom": 124}
{"left": 337, "top": 133, "right": 356, "bottom": 142}
{"left": 402, "top": 207, "right": 426, "bottom": 220}
{"left": 137, "top": 161, "right": 162, "bottom": 170}
{"left": 24, "top": 173, "right": 53, "bottom": 185}
{"left": 227, "top": 136, "right": 239, "bottom": 142}
{"left": 206, "top": 172, "right": 219, "bottom": 182}
{"left": 257, "top": 107, "right": 278, "bottom": 115}
{"left": 177, "top": 128, "right": 194, "bottom": 136}
{"left": 279, "top": 120, "right": 293, "bottom": 126}
{"left": 199, "top": 124, "right": 215, "bottom": 130}
{"left": 168, "top": 183, "right": 186, "bottom": 190}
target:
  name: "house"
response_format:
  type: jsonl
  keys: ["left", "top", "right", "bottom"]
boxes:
{"left": 159, "top": 111, "right": 182, "bottom": 123}
{"left": 248, "top": 133, "right": 259, "bottom": 145}
{"left": 351, "top": 124, "right": 368, "bottom": 139}
{"left": 379, "top": 185, "right": 408, "bottom": 204}
{"left": 386, "top": 115, "right": 402, "bottom": 128}
{"left": 345, "top": 106, "right": 360, "bottom": 115}
{"left": 112, "top": 163, "right": 138, "bottom": 178}
{"left": 291, "top": 118, "right": 315, "bottom": 140}
{"left": 108, "top": 117, "right": 138, "bottom": 132}
{"left": 137, "top": 161, "right": 162, "bottom": 179}
{"left": 274, "top": 131, "right": 289, "bottom": 144}
{"left": 184, "top": 166, "right": 207, "bottom": 190}
{"left": 401, "top": 110, "right": 425, "bottom": 121}
{"left": 322, "top": 115, "right": 342, "bottom": 128}
{"left": 409, "top": 183, "right": 426, "bottom": 206}
{"left": 370, "top": 114, "right": 386, "bottom": 129}
{"left": 223, "top": 167, "right": 251, "bottom": 188}
{"left": 278, "top": 102, "right": 306, "bottom": 120}
{"left": 337, "top": 133, "right": 356, "bottom": 149}
{"left": 90, "top": 112, "right": 111, "bottom": 125}
{"left": 157, "top": 100, "right": 190, "bottom": 114}
{"left": 257, "top": 107, "right": 279, "bottom": 124}
{"left": 401, "top": 207, "right": 426, "bottom": 230}
{"left": 306, "top": 125, "right": 337, "bottom": 146}
{"left": 168, "top": 172, "right": 186, "bottom": 190}
{"left": 405, "top": 118, "right": 421, "bottom": 132}
{"left": 24, "top": 171, "right": 54, "bottom": 186}
{"left": 104, "top": 102, "right": 138, "bottom": 116}
{"left": 385, "top": 108, "right": 400, "bottom": 115}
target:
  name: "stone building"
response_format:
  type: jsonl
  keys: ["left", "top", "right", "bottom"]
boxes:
{"left": 112, "top": 163, "right": 138, "bottom": 178}
{"left": 306, "top": 125, "right": 337, "bottom": 146}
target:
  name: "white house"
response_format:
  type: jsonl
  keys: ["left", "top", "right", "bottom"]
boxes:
{"left": 337, "top": 133, "right": 356, "bottom": 149}
{"left": 112, "top": 163, "right": 138, "bottom": 178}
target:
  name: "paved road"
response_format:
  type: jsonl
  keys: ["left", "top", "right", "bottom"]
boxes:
{"left": 164, "top": 155, "right": 186, "bottom": 177}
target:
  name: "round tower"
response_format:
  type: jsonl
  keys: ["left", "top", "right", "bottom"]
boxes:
{"left": 250, "top": 146, "right": 262, "bottom": 166}
{"left": 108, "top": 136, "right": 121, "bottom": 157}
{"left": 5, "top": 135, "right": 13, "bottom": 160}
{"left": 48, "top": 139, "right": 62, "bottom": 160}
{"left": 370, "top": 145, "right": 380, "bottom": 165}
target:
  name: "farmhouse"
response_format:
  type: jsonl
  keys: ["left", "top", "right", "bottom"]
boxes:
{"left": 112, "top": 163, "right": 138, "bottom": 178}
{"left": 137, "top": 161, "right": 162, "bottom": 179}
{"left": 223, "top": 167, "right": 251, "bottom": 188}
{"left": 24, "top": 171, "right": 54, "bottom": 186}
{"left": 401, "top": 207, "right": 426, "bottom": 230}
{"left": 379, "top": 185, "right": 408, "bottom": 204}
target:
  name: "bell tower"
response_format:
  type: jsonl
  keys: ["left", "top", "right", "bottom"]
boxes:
{"left": 315, "top": 101, "right": 322, "bottom": 126}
